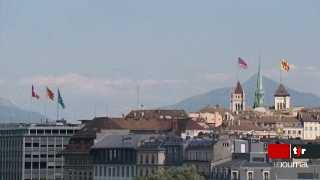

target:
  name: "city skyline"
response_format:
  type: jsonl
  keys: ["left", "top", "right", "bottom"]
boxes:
{"left": 0, "top": 0, "right": 320, "bottom": 120}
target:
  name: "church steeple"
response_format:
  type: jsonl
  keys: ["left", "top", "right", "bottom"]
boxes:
{"left": 253, "top": 60, "right": 264, "bottom": 108}
{"left": 230, "top": 81, "right": 245, "bottom": 113}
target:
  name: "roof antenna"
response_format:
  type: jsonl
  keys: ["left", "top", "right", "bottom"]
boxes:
{"left": 137, "top": 84, "right": 141, "bottom": 110}
{"left": 105, "top": 104, "right": 109, "bottom": 118}
{"left": 93, "top": 103, "right": 97, "bottom": 118}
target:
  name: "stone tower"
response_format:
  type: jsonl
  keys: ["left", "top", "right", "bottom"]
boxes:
{"left": 274, "top": 84, "right": 290, "bottom": 111}
{"left": 230, "top": 81, "right": 245, "bottom": 113}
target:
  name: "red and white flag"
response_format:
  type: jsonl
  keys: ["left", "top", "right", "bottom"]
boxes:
{"left": 32, "top": 85, "right": 40, "bottom": 100}
{"left": 238, "top": 57, "right": 248, "bottom": 69}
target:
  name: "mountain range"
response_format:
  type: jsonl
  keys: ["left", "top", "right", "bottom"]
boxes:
{"left": 0, "top": 97, "right": 46, "bottom": 123}
{"left": 169, "top": 74, "right": 320, "bottom": 112}
{"left": 1, "top": 74, "right": 320, "bottom": 122}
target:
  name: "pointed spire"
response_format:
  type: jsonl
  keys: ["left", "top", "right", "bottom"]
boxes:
{"left": 234, "top": 81, "right": 244, "bottom": 94}
{"left": 257, "top": 58, "right": 263, "bottom": 91}
{"left": 274, "top": 83, "right": 290, "bottom": 97}
{"left": 253, "top": 58, "right": 265, "bottom": 108}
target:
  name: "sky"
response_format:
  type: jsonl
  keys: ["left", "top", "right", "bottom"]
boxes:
{"left": 0, "top": 0, "right": 320, "bottom": 121}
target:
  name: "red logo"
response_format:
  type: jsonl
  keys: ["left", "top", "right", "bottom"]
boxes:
{"left": 293, "top": 146, "right": 306, "bottom": 158}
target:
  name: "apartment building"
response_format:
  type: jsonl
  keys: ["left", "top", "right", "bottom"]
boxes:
{"left": 0, "top": 122, "right": 80, "bottom": 180}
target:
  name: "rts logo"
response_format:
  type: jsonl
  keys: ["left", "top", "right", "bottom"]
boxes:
{"left": 293, "top": 146, "right": 306, "bottom": 158}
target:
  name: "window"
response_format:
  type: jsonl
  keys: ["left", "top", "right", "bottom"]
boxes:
{"left": 108, "top": 168, "right": 112, "bottom": 177}
{"left": 231, "top": 171, "right": 239, "bottom": 180}
{"left": 117, "top": 166, "right": 120, "bottom": 177}
{"left": 32, "top": 162, "right": 39, "bottom": 169}
{"left": 140, "top": 155, "right": 143, "bottom": 164}
{"left": 112, "top": 167, "right": 116, "bottom": 177}
{"left": 151, "top": 155, "right": 155, "bottom": 164}
{"left": 263, "top": 171, "right": 270, "bottom": 180}
{"left": 241, "top": 144, "right": 246, "bottom": 153}
{"left": 145, "top": 154, "right": 149, "bottom": 164}
{"left": 126, "top": 166, "right": 130, "bottom": 177}
{"left": 121, "top": 166, "right": 125, "bottom": 177}
{"left": 25, "top": 162, "right": 31, "bottom": 169}
{"left": 30, "top": 129, "right": 36, "bottom": 134}
{"left": 41, "top": 154, "right": 47, "bottom": 158}
{"left": 48, "top": 154, "right": 54, "bottom": 158}
{"left": 40, "top": 162, "right": 47, "bottom": 169}
{"left": 247, "top": 171, "right": 254, "bottom": 180}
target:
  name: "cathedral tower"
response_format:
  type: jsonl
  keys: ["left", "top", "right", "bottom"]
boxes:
{"left": 231, "top": 81, "right": 245, "bottom": 113}
{"left": 274, "top": 84, "right": 290, "bottom": 111}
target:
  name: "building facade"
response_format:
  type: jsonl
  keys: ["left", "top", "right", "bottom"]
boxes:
{"left": 0, "top": 122, "right": 80, "bottom": 180}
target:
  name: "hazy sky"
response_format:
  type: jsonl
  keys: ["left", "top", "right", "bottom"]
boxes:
{"left": 0, "top": 0, "right": 320, "bottom": 121}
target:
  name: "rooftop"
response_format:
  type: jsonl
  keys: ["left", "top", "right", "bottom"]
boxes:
{"left": 234, "top": 81, "right": 244, "bottom": 94}
{"left": 274, "top": 83, "right": 290, "bottom": 97}
{"left": 91, "top": 134, "right": 156, "bottom": 149}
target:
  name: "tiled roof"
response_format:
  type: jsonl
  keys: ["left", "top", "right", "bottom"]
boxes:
{"left": 234, "top": 81, "right": 244, "bottom": 94}
{"left": 125, "top": 109, "right": 188, "bottom": 120}
{"left": 274, "top": 84, "right": 290, "bottom": 97}
{"left": 186, "top": 138, "right": 213, "bottom": 149}
{"left": 185, "top": 120, "right": 209, "bottom": 130}
{"left": 199, "top": 105, "right": 231, "bottom": 114}
{"left": 226, "top": 120, "right": 266, "bottom": 131}
{"left": 64, "top": 110, "right": 189, "bottom": 153}
{"left": 91, "top": 134, "right": 156, "bottom": 149}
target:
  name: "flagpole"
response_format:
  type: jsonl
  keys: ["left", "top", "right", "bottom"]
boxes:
{"left": 44, "top": 96, "right": 47, "bottom": 123}
{"left": 236, "top": 59, "right": 240, "bottom": 82}
{"left": 56, "top": 96, "right": 60, "bottom": 121}
{"left": 280, "top": 61, "right": 283, "bottom": 84}
{"left": 29, "top": 90, "right": 32, "bottom": 123}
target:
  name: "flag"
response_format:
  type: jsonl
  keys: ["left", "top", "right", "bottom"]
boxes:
{"left": 238, "top": 57, "right": 248, "bottom": 69}
{"left": 281, "top": 59, "right": 290, "bottom": 72}
{"left": 46, "top": 87, "right": 55, "bottom": 101}
{"left": 32, "top": 85, "right": 40, "bottom": 99}
{"left": 57, "top": 89, "right": 65, "bottom": 109}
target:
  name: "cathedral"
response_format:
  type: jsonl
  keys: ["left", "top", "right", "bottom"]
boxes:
{"left": 230, "top": 61, "right": 291, "bottom": 112}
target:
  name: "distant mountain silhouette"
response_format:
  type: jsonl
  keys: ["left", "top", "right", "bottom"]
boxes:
{"left": 0, "top": 97, "right": 46, "bottom": 123}
{"left": 169, "top": 74, "right": 320, "bottom": 112}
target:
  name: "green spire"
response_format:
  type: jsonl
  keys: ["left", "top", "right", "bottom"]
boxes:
{"left": 253, "top": 59, "right": 264, "bottom": 108}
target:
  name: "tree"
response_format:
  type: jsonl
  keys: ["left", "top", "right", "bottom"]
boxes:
{"left": 135, "top": 166, "right": 205, "bottom": 180}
